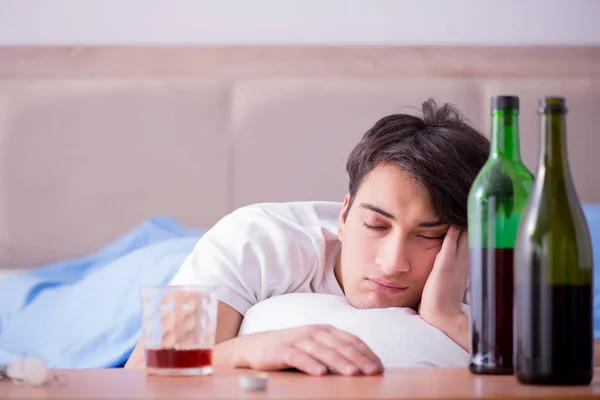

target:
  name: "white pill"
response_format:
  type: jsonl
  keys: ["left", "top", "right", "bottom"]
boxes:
{"left": 7, "top": 356, "right": 48, "bottom": 386}
{"left": 239, "top": 373, "right": 268, "bottom": 391}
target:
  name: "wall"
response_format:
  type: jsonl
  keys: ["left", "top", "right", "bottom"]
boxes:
{"left": 1, "top": 0, "right": 599, "bottom": 46}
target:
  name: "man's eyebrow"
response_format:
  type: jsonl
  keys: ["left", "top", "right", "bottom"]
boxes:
{"left": 417, "top": 220, "right": 447, "bottom": 228}
{"left": 359, "top": 203, "right": 395, "bottom": 220}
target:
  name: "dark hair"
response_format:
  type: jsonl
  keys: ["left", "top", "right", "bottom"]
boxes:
{"left": 344, "top": 99, "right": 490, "bottom": 228}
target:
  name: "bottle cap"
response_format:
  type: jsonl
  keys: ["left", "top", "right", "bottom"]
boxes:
{"left": 539, "top": 96, "right": 567, "bottom": 113}
{"left": 239, "top": 373, "right": 268, "bottom": 391}
{"left": 491, "top": 96, "right": 519, "bottom": 112}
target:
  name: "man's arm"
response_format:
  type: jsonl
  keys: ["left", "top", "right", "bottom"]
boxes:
{"left": 125, "top": 299, "right": 384, "bottom": 376}
{"left": 125, "top": 302, "right": 243, "bottom": 368}
{"left": 429, "top": 314, "right": 470, "bottom": 352}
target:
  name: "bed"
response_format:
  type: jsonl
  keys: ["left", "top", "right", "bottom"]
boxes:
{"left": 0, "top": 45, "right": 598, "bottom": 368}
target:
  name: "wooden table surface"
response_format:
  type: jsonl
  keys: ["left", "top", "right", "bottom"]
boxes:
{"left": 2, "top": 367, "right": 600, "bottom": 399}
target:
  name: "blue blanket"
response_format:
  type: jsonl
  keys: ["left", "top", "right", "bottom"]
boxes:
{"left": 0, "top": 205, "right": 599, "bottom": 369}
{"left": 0, "top": 217, "right": 205, "bottom": 368}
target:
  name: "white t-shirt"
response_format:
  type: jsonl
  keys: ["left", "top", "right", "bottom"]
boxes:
{"left": 169, "top": 201, "right": 345, "bottom": 315}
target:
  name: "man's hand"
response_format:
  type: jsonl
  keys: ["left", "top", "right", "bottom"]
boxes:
{"left": 419, "top": 226, "right": 470, "bottom": 350}
{"left": 218, "top": 324, "right": 384, "bottom": 376}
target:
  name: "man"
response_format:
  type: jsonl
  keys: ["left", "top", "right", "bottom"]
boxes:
{"left": 126, "top": 98, "right": 490, "bottom": 375}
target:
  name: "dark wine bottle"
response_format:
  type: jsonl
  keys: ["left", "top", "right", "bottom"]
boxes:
{"left": 467, "top": 96, "right": 534, "bottom": 375}
{"left": 514, "top": 97, "right": 594, "bottom": 385}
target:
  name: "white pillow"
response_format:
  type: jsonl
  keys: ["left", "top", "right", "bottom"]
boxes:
{"left": 238, "top": 292, "right": 470, "bottom": 369}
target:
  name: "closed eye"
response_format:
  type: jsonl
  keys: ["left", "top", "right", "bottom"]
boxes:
{"left": 418, "top": 234, "right": 446, "bottom": 240}
{"left": 363, "top": 222, "right": 388, "bottom": 231}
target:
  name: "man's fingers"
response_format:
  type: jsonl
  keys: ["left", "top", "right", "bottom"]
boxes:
{"left": 457, "top": 228, "right": 468, "bottom": 249}
{"left": 440, "top": 226, "right": 461, "bottom": 259}
{"left": 320, "top": 327, "right": 384, "bottom": 375}
{"left": 456, "top": 229, "right": 470, "bottom": 287}
{"left": 457, "top": 229, "right": 469, "bottom": 263}
{"left": 281, "top": 347, "right": 328, "bottom": 376}
{"left": 293, "top": 338, "right": 360, "bottom": 376}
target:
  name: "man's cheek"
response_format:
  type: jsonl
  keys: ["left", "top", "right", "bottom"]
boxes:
{"left": 413, "top": 251, "right": 436, "bottom": 268}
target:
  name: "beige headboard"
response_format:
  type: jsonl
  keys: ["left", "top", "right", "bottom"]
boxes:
{"left": 0, "top": 46, "right": 599, "bottom": 268}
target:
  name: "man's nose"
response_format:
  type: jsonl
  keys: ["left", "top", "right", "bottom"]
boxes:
{"left": 376, "top": 238, "right": 410, "bottom": 275}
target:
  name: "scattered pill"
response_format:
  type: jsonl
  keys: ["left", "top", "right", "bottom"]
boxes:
{"left": 239, "top": 373, "right": 268, "bottom": 391}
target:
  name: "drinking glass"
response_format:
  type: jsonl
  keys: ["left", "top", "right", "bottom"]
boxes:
{"left": 141, "top": 285, "right": 217, "bottom": 376}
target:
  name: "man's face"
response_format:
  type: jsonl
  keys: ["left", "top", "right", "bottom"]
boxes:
{"left": 335, "top": 163, "right": 449, "bottom": 310}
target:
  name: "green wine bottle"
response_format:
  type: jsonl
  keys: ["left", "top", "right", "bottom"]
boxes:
{"left": 467, "top": 95, "right": 534, "bottom": 375}
{"left": 514, "top": 97, "right": 594, "bottom": 385}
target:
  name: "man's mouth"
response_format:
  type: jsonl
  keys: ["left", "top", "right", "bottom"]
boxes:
{"left": 368, "top": 277, "right": 408, "bottom": 295}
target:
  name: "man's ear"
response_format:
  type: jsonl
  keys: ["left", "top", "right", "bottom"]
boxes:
{"left": 337, "top": 193, "right": 351, "bottom": 241}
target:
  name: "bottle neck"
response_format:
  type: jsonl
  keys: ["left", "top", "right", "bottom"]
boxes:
{"left": 491, "top": 109, "right": 521, "bottom": 161}
{"left": 538, "top": 110, "right": 569, "bottom": 179}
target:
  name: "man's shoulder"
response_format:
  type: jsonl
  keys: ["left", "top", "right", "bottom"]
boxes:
{"left": 237, "top": 200, "right": 343, "bottom": 215}
{"left": 201, "top": 200, "right": 342, "bottom": 254}
{"left": 224, "top": 200, "right": 342, "bottom": 230}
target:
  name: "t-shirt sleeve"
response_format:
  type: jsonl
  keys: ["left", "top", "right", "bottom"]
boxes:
{"left": 169, "top": 207, "right": 309, "bottom": 316}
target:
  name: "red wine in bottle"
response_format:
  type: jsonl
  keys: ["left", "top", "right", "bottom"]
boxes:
{"left": 467, "top": 96, "right": 534, "bottom": 375}
{"left": 514, "top": 97, "right": 594, "bottom": 386}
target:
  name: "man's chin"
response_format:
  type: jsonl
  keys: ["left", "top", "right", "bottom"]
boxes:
{"left": 346, "top": 292, "right": 417, "bottom": 310}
